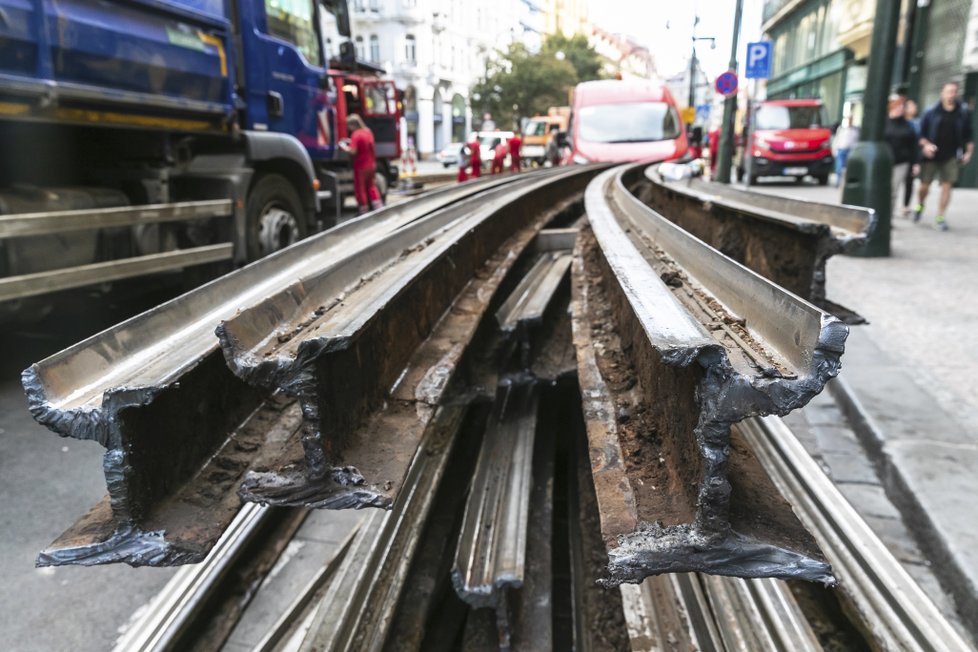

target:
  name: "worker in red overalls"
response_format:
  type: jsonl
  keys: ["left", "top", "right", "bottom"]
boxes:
{"left": 491, "top": 141, "right": 508, "bottom": 174}
{"left": 341, "top": 115, "right": 383, "bottom": 214}
{"left": 508, "top": 133, "right": 522, "bottom": 171}
{"left": 468, "top": 135, "right": 482, "bottom": 178}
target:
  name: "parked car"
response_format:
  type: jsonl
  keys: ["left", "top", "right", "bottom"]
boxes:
{"left": 735, "top": 99, "right": 833, "bottom": 185}
{"left": 436, "top": 142, "right": 465, "bottom": 168}
{"left": 563, "top": 79, "right": 687, "bottom": 164}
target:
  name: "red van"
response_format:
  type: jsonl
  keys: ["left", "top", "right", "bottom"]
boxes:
{"left": 563, "top": 80, "right": 688, "bottom": 164}
{"left": 736, "top": 99, "right": 834, "bottom": 185}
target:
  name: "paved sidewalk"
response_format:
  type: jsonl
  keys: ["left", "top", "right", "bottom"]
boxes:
{"left": 753, "top": 180, "right": 978, "bottom": 632}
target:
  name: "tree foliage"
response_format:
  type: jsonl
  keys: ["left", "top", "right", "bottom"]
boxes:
{"left": 471, "top": 34, "right": 607, "bottom": 130}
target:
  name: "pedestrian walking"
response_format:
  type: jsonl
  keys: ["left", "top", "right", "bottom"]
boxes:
{"left": 832, "top": 115, "right": 859, "bottom": 187}
{"left": 901, "top": 99, "right": 920, "bottom": 217}
{"left": 884, "top": 95, "right": 918, "bottom": 216}
{"left": 913, "top": 81, "right": 974, "bottom": 230}
{"left": 508, "top": 133, "right": 522, "bottom": 172}
{"left": 341, "top": 114, "right": 383, "bottom": 215}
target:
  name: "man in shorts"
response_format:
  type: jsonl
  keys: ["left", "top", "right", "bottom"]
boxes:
{"left": 913, "top": 82, "right": 973, "bottom": 231}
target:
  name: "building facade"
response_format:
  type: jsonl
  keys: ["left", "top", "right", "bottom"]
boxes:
{"left": 589, "top": 25, "right": 656, "bottom": 80}
{"left": 763, "top": 0, "right": 978, "bottom": 185}
{"left": 542, "top": 0, "right": 589, "bottom": 37}
{"left": 762, "top": 0, "right": 853, "bottom": 124}
{"left": 347, "top": 0, "right": 526, "bottom": 157}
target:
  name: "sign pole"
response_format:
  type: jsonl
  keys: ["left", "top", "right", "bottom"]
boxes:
{"left": 715, "top": 0, "right": 744, "bottom": 184}
{"left": 743, "top": 85, "right": 755, "bottom": 187}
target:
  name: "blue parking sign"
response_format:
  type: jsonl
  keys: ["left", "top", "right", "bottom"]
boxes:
{"left": 745, "top": 41, "right": 772, "bottom": 79}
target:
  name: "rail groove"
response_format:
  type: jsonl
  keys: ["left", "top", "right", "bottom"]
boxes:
{"left": 573, "top": 164, "right": 845, "bottom": 585}
{"left": 218, "top": 168, "right": 594, "bottom": 510}
{"left": 22, "top": 172, "right": 576, "bottom": 566}
{"left": 640, "top": 166, "right": 874, "bottom": 315}
{"left": 37, "top": 162, "right": 971, "bottom": 652}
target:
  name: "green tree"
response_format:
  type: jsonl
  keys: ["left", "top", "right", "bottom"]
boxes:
{"left": 472, "top": 37, "right": 606, "bottom": 131}
{"left": 541, "top": 33, "right": 606, "bottom": 83}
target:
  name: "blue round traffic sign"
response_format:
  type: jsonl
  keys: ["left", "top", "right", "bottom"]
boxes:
{"left": 715, "top": 71, "right": 738, "bottom": 97}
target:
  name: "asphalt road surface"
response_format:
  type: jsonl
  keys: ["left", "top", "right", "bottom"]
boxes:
{"left": 1, "top": 287, "right": 186, "bottom": 652}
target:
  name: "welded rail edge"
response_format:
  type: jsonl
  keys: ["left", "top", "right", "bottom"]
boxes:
{"left": 21, "top": 172, "right": 551, "bottom": 567}
{"left": 741, "top": 416, "right": 974, "bottom": 652}
{"left": 216, "top": 167, "right": 598, "bottom": 509}
{"left": 641, "top": 165, "right": 874, "bottom": 307}
{"left": 574, "top": 164, "right": 846, "bottom": 585}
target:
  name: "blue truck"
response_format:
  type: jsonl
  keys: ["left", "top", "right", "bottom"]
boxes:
{"left": 0, "top": 0, "right": 400, "bottom": 316}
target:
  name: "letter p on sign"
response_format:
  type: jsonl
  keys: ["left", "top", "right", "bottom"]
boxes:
{"left": 745, "top": 41, "right": 772, "bottom": 79}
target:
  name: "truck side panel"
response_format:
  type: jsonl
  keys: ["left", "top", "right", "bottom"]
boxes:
{"left": 0, "top": 0, "right": 233, "bottom": 121}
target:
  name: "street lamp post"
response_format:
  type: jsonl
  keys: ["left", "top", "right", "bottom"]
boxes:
{"left": 686, "top": 17, "right": 715, "bottom": 117}
{"left": 841, "top": 0, "right": 900, "bottom": 257}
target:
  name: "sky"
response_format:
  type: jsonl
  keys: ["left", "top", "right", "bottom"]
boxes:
{"left": 592, "top": 0, "right": 765, "bottom": 80}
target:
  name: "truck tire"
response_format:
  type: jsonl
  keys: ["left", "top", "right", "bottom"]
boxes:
{"left": 246, "top": 174, "right": 307, "bottom": 261}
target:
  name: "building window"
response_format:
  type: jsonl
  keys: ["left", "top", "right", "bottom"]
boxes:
{"left": 403, "top": 0, "right": 416, "bottom": 8}
{"left": 370, "top": 34, "right": 380, "bottom": 62}
{"left": 369, "top": 0, "right": 380, "bottom": 10}
{"left": 405, "top": 34, "right": 416, "bottom": 64}
{"left": 355, "top": 35, "right": 364, "bottom": 60}
{"left": 353, "top": 0, "right": 365, "bottom": 11}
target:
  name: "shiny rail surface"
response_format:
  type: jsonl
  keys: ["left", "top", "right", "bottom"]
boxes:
{"left": 640, "top": 166, "right": 874, "bottom": 318}
{"left": 573, "top": 164, "right": 845, "bottom": 585}
{"left": 22, "top": 170, "right": 580, "bottom": 567}
{"left": 742, "top": 416, "right": 973, "bottom": 652}
{"left": 59, "top": 162, "right": 972, "bottom": 652}
{"left": 216, "top": 168, "right": 592, "bottom": 510}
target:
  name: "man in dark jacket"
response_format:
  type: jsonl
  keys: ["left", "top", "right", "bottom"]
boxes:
{"left": 885, "top": 95, "right": 918, "bottom": 215}
{"left": 913, "top": 82, "right": 973, "bottom": 230}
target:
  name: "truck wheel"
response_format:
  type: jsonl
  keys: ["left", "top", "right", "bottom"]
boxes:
{"left": 246, "top": 174, "right": 307, "bottom": 261}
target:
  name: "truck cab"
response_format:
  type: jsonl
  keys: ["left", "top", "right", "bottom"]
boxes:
{"left": 736, "top": 99, "right": 834, "bottom": 185}
{"left": 0, "top": 0, "right": 405, "bottom": 318}
{"left": 239, "top": 1, "right": 400, "bottom": 213}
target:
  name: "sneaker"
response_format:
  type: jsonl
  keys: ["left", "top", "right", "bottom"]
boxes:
{"left": 936, "top": 215, "right": 949, "bottom": 231}
{"left": 912, "top": 204, "right": 923, "bottom": 223}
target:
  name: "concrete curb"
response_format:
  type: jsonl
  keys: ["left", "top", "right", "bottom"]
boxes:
{"left": 828, "top": 370, "right": 978, "bottom": 637}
